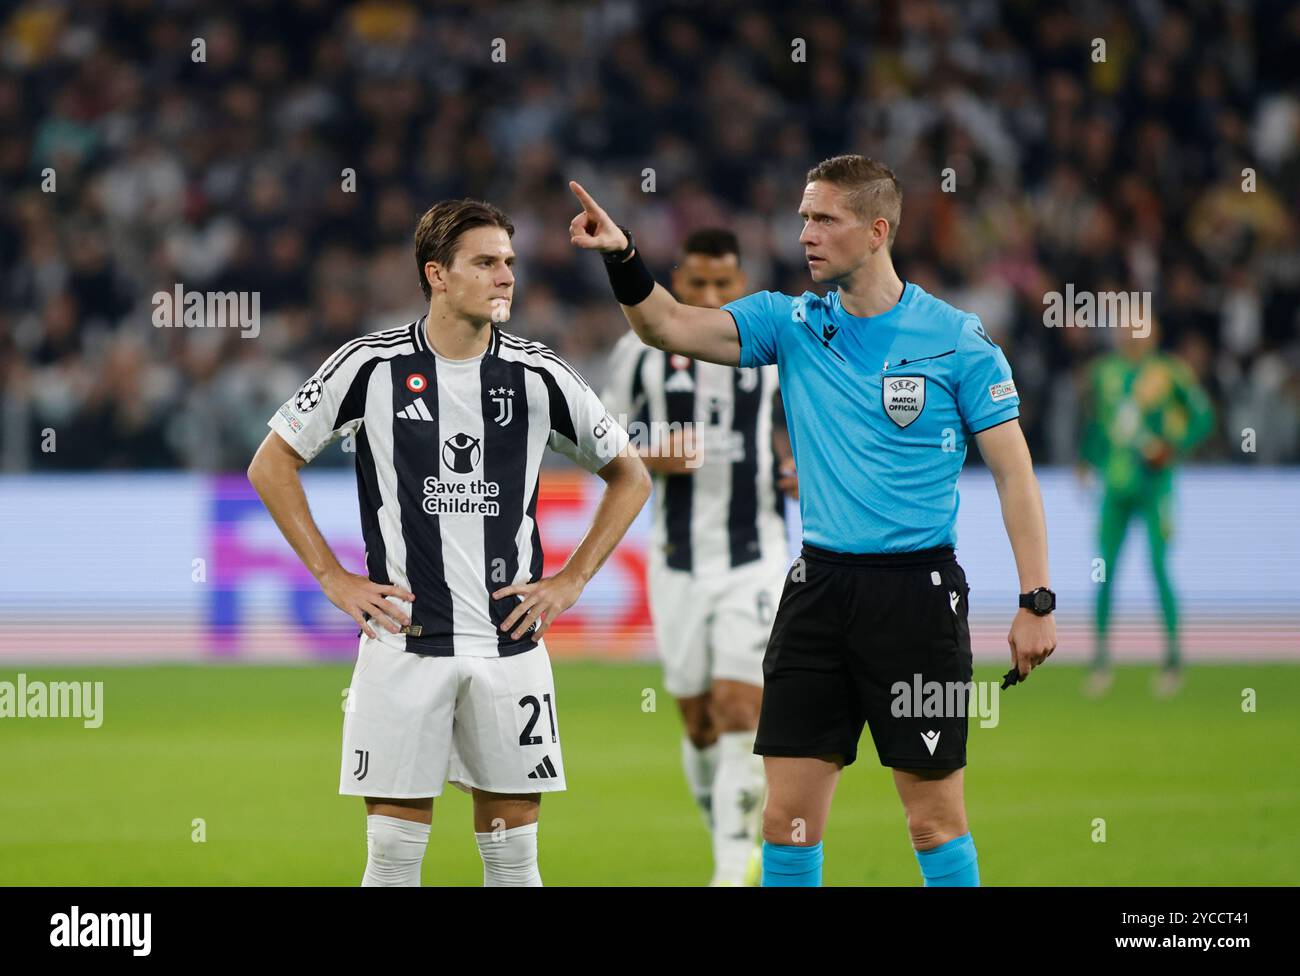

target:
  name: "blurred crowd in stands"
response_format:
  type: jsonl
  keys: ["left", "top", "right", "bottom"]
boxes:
{"left": 1, "top": 0, "right": 1298, "bottom": 470}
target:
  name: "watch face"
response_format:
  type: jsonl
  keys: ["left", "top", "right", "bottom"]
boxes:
{"left": 1033, "top": 590, "right": 1053, "bottom": 612}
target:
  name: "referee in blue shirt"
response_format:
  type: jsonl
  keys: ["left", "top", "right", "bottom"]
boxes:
{"left": 569, "top": 155, "right": 1056, "bottom": 887}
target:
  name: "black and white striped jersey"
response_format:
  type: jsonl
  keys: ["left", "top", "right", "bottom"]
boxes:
{"left": 600, "top": 331, "right": 787, "bottom": 576}
{"left": 269, "top": 316, "right": 630, "bottom": 657}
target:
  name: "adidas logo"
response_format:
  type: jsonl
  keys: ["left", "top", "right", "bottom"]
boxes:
{"left": 526, "top": 755, "right": 559, "bottom": 780}
{"left": 921, "top": 730, "right": 941, "bottom": 755}
{"left": 397, "top": 397, "right": 435, "bottom": 421}
{"left": 664, "top": 369, "right": 695, "bottom": 393}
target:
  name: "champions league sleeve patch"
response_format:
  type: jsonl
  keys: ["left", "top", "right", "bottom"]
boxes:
{"left": 988, "top": 379, "right": 1017, "bottom": 403}
{"left": 294, "top": 378, "right": 324, "bottom": 413}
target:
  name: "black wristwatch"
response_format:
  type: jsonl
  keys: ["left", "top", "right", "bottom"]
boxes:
{"left": 602, "top": 225, "right": 636, "bottom": 264}
{"left": 1019, "top": 587, "right": 1056, "bottom": 616}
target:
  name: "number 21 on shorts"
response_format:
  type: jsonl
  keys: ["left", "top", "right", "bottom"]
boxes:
{"left": 518, "top": 693, "right": 557, "bottom": 745}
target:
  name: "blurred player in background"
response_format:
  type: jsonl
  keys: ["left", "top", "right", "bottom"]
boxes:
{"left": 568, "top": 155, "right": 1056, "bottom": 888}
{"left": 248, "top": 199, "right": 649, "bottom": 886}
{"left": 1079, "top": 314, "right": 1214, "bottom": 698}
{"left": 600, "top": 229, "right": 796, "bottom": 885}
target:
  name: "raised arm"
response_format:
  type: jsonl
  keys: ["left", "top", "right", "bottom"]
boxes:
{"left": 568, "top": 180, "right": 741, "bottom": 366}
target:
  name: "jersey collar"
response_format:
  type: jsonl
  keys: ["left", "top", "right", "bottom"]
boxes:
{"left": 830, "top": 281, "right": 913, "bottom": 325}
{"left": 412, "top": 315, "right": 499, "bottom": 361}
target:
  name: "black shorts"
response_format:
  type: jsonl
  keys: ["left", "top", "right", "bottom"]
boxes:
{"left": 755, "top": 543, "right": 974, "bottom": 769}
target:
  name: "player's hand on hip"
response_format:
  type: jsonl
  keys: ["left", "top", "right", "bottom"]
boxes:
{"left": 777, "top": 458, "right": 799, "bottom": 499}
{"left": 320, "top": 568, "right": 414, "bottom": 639}
{"left": 493, "top": 571, "right": 584, "bottom": 641}
{"left": 568, "top": 180, "right": 628, "bottom": 253}
{"left": 1009, "top": 609, "right": 1056, "bottom": 680}
{"left": 1141, "top": 438, "right": 1174, "bottom": 469}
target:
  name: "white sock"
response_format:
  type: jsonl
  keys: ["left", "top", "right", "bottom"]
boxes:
{"left": 475, "top": 822, "right": 542, "bottom": 887}
{"left": 710, "top": 731, "right": 765, "bottom": 884}
{"left": 681, "top": 736, "right": 720, "bottom": 829}
{"left": 361, "top": 814, "right": 430, "bottom": 887}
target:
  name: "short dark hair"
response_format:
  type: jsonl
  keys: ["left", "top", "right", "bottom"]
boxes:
{"left": 805, "top": 155, "right": 902, "bottom": 247}
{"left": 414, "top": 199, "right": 514, "bottom": 300}
{"left": 682, "top": 227, "right": 741, "bottom": 263}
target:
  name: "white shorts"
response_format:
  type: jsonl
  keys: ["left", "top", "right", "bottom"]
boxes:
{"left": 647, "top": 555, "right": 789, "bottom": 698}
{"left": 340, "top": 635, "right": 565, "bottom": 798}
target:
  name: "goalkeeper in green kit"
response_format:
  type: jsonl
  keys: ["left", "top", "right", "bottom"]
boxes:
{"left": 1079, "top": 314, "right": 1214, "bottom": 698}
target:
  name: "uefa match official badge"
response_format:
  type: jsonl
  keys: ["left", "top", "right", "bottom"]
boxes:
{"left": 883, "top": 376, "right": 926, "bottom": 428}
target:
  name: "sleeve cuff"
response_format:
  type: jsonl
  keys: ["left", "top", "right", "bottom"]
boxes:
{"left": 967, "top": 410, "right": 1019, "bottom": 435}
{"left": 268, "top": 413, "right": 316, "bottom": 462}
{"left": 725, "top": 309, "right": 750, "bottom": 368}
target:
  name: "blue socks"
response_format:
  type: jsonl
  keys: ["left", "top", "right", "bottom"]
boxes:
{"left": 759, "top": 834, "right": 978, "bottom": 887}
{"left": 915, "top": 832, "right": 980, "bottom": 886}
{"left": 761, "top": 840, "right": 823, "bottom": 886}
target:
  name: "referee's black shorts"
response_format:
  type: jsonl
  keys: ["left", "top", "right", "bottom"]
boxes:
{"left": 755, "top": 543, "right": 973, "bottom": 770}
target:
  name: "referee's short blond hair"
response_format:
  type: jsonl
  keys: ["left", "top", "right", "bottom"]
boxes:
{"left": 806, "top": 155, "right": 902, "bottom": 247}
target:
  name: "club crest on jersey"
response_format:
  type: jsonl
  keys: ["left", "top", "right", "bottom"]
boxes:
{"left": 883, "top": 376, "right": 926, "bottom": 428}
{"left": 489, "top": 386, "right": 515, "bottom": 426}
{"left": 442, "top": 432, "right": 481, "bottom": 473}
{"left": 406, "top": 373, "right": 428, "bottom": 393}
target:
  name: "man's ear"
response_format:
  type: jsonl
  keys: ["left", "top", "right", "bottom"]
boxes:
{"left": 871, "top": 217, "right": 891, "bottom": 252}
{"left": 425, "top": 260, "right": 446, "bottom": 294}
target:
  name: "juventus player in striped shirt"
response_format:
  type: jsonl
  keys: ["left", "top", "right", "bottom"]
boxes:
{"left": 601, "top": 229, "right": 797, "bottom": 885}
{"left": 247, "top": 200, "right": 650, "bottom": 886}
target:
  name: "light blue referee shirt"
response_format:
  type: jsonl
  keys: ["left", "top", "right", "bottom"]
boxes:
{"left": 723, "top": 282, "right": 1020, "bottom": 554}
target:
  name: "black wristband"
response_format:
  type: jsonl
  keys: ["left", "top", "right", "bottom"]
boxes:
{"left": 603, "top": 236, "right": 656, "bottom": 306}
{"left": 602, "top": 225, "right": 637, "bottom": 264}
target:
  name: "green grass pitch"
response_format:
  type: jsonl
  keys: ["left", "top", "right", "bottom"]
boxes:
{"left": 2, "top": 661, "right": 1297, "bottom": 885}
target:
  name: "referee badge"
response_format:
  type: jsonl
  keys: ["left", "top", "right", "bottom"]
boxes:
{"left": 883, "top": 376, "right": 926, "bottom": 428}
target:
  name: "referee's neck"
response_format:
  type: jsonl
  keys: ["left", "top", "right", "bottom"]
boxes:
{"left": 836, "top": 261, "right": 905, "bottom": 319}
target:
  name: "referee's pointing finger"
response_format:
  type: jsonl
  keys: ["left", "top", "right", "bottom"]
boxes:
{"left": 569, "top": 180, "right": 599, "bottom": 215}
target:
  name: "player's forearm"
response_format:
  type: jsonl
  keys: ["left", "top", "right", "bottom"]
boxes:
{"left": 559, "top": 458, "right": 651, "bottom": 585}
{"left": 640, "top": 452, "right": 692, "bottom": 475}
{"left": 994, "top": 469, "right": 1051, "bottom": 592}
{"left": 773, "top": 424, "right": 793, "bottom": 466}
{"left": 247, "top": 456, "right": 347, "bottom": 585}
{"left": 1178, "top": 387, "right": 1216, "bottom": 456}
{"left": 636, "top": 427, "right": 699, "bottom": 475}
